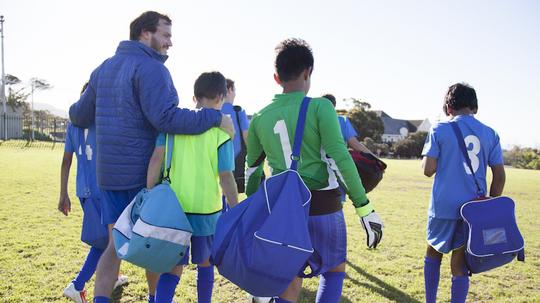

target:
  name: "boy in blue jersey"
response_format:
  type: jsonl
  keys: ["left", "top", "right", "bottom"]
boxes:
{"left": 59, "top": 128, "right": 128, "bottom": 302}
{"left": 59, "top": 84, "right": 128, "bottom": 303}
{"left": 146, "top": 72, "right": 238, "bottom": 303}
{"left": 421, "top": 83, "right": 505, "bottom": 303}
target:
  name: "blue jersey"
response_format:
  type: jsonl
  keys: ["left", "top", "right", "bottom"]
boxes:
{"left": 64, "top": 123, "right": 100, "bottom": 199}
{"left": 221, "top": 103, "right": 249, "bottom": 158}
{"left": 338, "top": 116, "right": 358, "bottom": 142}
{"left": 422, "top": 115, "right": 503, "bottom": 219}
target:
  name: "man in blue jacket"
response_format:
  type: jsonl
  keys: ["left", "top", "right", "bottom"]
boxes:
{"left": 69, "top": 11, "right": 234, "bottom": 303}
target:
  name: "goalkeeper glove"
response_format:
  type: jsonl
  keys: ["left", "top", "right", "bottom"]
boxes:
{"left": 356, "top": 201, "right": 384, "bottom": 249}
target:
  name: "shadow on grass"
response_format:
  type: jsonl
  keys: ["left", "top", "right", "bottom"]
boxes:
{"left": 346, "top": 261, "right": 421, "bottom": 303}
{"left": 300, "top": 287, "right": 354, "bottom": 303}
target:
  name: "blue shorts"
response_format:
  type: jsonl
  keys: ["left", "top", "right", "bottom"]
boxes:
{"left": 426, "top": 217, "right": 465, "bottom": 254}
{"left": 302, "top": 210, "right": 347, "bottom": 277}
{"left": 101, "top": 187, "right": 142, "bottom": 225}
{"left": 179, "top": 235, "right": 213, "bottom": 265}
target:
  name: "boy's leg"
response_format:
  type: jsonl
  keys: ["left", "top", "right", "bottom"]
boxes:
{"left": 277, "top": 277, "right": 303, "bottom": 303}
{"left": 72, "top": 246, "right": 104, "bottom": 291}
{"left": 424, "top": 245, "right": 443, "bottom": 303}
{"left": 93, "top": 224, "right": 122, "bottom": 302}
{"left": 450, "top": 247, "right": 469, "bottom": 303}
{"left": 197, "top": 259, "right": 214, "bottom": 303}
{"left": 315, "top": 263, "right": 346, "bottom": 303}
{"left": 146, "top": 271, "right": 159, "bottom": 303}
{"left": 155, "top": 266, "right": 183, "bottom": 303}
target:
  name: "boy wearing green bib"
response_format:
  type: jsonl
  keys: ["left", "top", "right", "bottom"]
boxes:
{"left": 146, "top": 71, "right": 238, "bottom": 303}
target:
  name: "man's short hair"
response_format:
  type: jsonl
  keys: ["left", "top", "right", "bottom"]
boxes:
{"left": 274, "top": 38, "right": 314, "bottom": 82}
{"left": 226, "top": 78, "right": 235, "bottom": 90}
{"left": 194, "top": 72, "right": 227, "bottom": 101}
{"left": 130, "top": 11, "right": 172, "bottom": 41}
{"left": 444, "top": 83, "right": 478, "bottom": 112}
{"left": 322, "top": 94, "right": 336, "bottom": 107}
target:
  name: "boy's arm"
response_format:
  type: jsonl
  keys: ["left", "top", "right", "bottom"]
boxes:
{"left": 422, "top": 156, "right": 437, "bottom": 177}
{"left": 220, "top": 171, "right": 239, "bottom": 208}
{"left": 58, "top": 152, "right": 73, "bottom": 216}
{"left": 245, "top": 116, "right": 265, "bottom": 196}
{"left": 147, "top": 146, "right": 165, "bottom": 189}
{"left": 489, "top": 164, "right": 505, "bottom": 197}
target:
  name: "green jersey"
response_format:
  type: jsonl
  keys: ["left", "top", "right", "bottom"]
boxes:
{"left": 246, "top": 92, "right": 368, "bottom": 208}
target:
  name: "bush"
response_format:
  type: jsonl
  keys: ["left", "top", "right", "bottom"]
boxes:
{"left": 504, "top": 147, "right": 540, "bottom": 170}
{"left": 392, "top": 132, "right": 428, "bottom": 158}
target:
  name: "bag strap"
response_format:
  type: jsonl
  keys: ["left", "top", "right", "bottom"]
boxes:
{"left": 163, "top": 134, "right": 174, "bottom": 182}
{"left": 290, "top": 96, "right": 311, "bottom": 171}
{"left": 449, "top": 121, "right": 485, "bottom": 197}
{"left": 233, "top": 106, "right": 247, "bottom": 150}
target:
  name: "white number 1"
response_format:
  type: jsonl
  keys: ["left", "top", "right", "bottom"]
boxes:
{"left": 463, "top": 135, "right": 480, "bottom": 174}
{"left": 273, "top": 120, "right": 292, "bottom": 168}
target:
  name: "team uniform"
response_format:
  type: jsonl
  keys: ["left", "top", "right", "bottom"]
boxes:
{"left": 337, "top": 116, "right": 359, "bottom": 202}
{"left": 221, "top": 102, "right": 250, "bottom": 158}
{"left": 245, "top": 92, "right": 368, "bottom": 276}
{"left": 422, "top": 114, "right": 503, "bottom": 253}
{"left": 156, "top": 130, "right": 234, "bottom": 263}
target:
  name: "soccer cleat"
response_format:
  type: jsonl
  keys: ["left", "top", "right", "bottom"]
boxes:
{"left": 246, "top": 294, "right": 275, "bottom": 303}
{"left": 63, "top": 282, "right": 88, "bottom": 303}
{"left": 113, "top": 275, "right": 129, "bottom": 289}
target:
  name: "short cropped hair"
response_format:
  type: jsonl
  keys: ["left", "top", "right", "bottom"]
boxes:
{"left": 130, "top": 11, "right": 172, "bottom": 40}
{"left": 274, "top": 38, "right": 314, "bottom": 82}
{"left": 226, "top": 79, "right": 235, "bottom": 90}
{"left": 194, "top": 72, "right": 227, "bottom": 101}
{"left": 322, "top": 94, "right": 336, "bottom": 107}
{"left": 444, "top": 83, "right": 478, "bottom": 112}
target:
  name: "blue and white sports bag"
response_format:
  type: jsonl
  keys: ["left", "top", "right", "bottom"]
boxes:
{"left": 113, "top": 136, "right": 193, "bottom": 273}
{"left": 212, "top": 97, "right": 314, "bottom": 297}
{"left": 451, "top": 122, "right": 525, "bottom": 275}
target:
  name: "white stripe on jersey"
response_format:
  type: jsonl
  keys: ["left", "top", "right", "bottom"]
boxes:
{"left": 318, "top": 148, "right": 340, "bottom": 190}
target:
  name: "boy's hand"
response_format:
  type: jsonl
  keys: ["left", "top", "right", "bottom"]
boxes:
{"left": 356, "top": 202, "right": 384, "bottom": 249}
{"left": 58, "top": 194, "right": 71, "bottom": 216}
{"left": 220, "top": 114, "right": 235, "bottom": 138}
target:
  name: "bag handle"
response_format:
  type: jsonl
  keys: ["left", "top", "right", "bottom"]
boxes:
{"left": 290, "top": 96, "right": 311, "bottom": 171}
{"left": 163, "top": 134, "right": 174, "bottom": 182}
{"left": 449, "top": 121, "right": 485, "bottom": 197}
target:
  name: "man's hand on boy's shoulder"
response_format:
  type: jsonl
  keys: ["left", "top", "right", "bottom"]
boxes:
{"left": 220, "top": 114, "right": 235, "bottom": 138}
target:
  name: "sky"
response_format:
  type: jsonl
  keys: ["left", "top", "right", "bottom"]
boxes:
{"left": 1, "top": 0, "right": 539, "bottom": 148}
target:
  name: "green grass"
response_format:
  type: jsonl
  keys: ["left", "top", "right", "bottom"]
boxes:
{"left": 0, "top": 148, "right": 538, "bottom": 302}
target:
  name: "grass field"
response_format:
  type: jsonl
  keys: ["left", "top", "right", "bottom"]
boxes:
{"left": 0, "top": 147, "right": 538, "bottom": 303}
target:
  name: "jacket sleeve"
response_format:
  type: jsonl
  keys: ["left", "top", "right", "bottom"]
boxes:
{"left": 69, "top": 70, "right": 97, "bottom": 128}
{"left": 317, "top": 100, "right": 368, "bottom": 208}
{"left": 136, "top": 63, "right": 222, "bottom": 134}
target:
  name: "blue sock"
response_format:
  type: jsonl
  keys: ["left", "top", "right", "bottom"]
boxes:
{"left": 315, "top": 271, "right": 346, "bottom": 303}
{"left": 197, "top": 266, "right": 214, "bottom": 303}
{"left": 155, "top": 273, "right": 180, "bottom": 303}
{"left": 275, "top": 298, "right": 293, "bottom": 303}
{"left": 73, "top": 247, "right": 104, "bottom": 291}
{"left": 424, "top": 256, "right": 441, "bottom": 303}
{"left": 93, "top": 297, "right": 109, "bottom": 303}
{"left": 451, "top": 276, "right": 469, "bottom": 303}
{"left": 148, "top": 294, "right": 155, "bottom": 303}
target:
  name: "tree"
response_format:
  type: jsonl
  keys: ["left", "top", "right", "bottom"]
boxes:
{"left": 346, "top": 98, "right": 384, "bottom": 142}
{"left": 29, "top": 78, "right": 52, "bottom": 140}
{"left": 392, "top": 131, "right": 428, "bottom": 158}
{"left": 7, "top": 87, "right": 29, "bottom": 111}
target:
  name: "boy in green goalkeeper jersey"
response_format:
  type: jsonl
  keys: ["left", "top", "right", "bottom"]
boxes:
{"left": 245, "top": 38, "right": 384, "bottom": 303}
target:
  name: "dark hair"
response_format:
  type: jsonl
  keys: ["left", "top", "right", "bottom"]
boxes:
{"left": 130, "top": 11, "right": 172, "bottom": 40}
{"left": 226, "top": 78, "right": 235, "bottom": 90}
{"left": 322, "top": 94, "right": 336, "bottom": 107}
{"left": 194, "top": 72, "right": 227, "bottom": 101}
{"left": 444, "top": 83, "right": 478, "bottom": 113}
{"left": 274, "top": 38, "right": 314, "bottom": 82}
{"left": 80, "top": 82, "right": 89, "bottom": 95}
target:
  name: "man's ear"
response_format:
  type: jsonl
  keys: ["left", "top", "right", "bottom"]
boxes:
{"left": 273, "top": 73, "right": 282, "bottom": 85}
{"left": 303, "top": 67, "right": 312, "bottom": 81}
{"left": 192, "top": 96, "right": 197, "bottom": 104}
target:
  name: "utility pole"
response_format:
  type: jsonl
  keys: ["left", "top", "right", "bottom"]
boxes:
{"left": 1, "top": 16, "right": 6, "bottom": 140}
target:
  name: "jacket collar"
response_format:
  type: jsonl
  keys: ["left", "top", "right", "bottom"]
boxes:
{"left": 116, "top": 40, "right": 168, "bottom": 63}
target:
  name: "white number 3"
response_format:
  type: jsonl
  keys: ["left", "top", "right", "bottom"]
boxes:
{"left": 463, "top": 135, "right": 480, "bottom": 174}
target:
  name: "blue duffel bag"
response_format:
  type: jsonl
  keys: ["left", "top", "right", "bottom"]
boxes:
{"left": 112, "top": 136, "right": 193, "bottom": 273}
{"left": 461, "top": 196, "right": 525, "bottom": 274}
{"left": 212, "top": 97, "right": 314, "bottom": 297}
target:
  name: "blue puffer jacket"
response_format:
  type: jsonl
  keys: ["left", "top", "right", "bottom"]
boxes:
{"left": 69, "top": 40, "right": 222, "bottom": 190}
